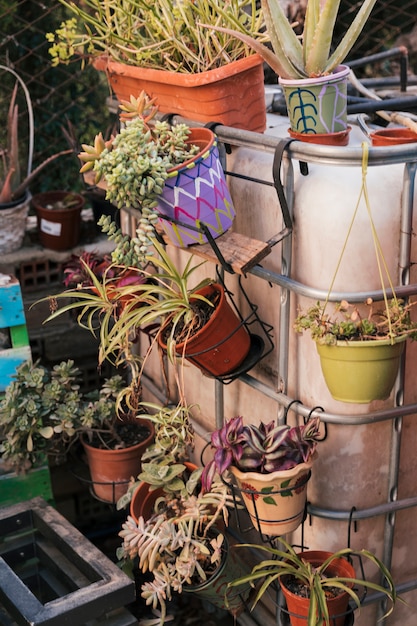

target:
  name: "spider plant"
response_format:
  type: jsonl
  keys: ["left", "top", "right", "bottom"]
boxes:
{"left": 229, "top": 537, "right": 398, "bottom": 626}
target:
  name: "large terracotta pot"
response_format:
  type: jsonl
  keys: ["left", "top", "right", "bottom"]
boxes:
{"left": 158, "top": 282, "right": 251, "bottom": 378}
{"left": 93, "top": 55, "right": 266, "bottom": 132}
{"left": 280, "top": 65, "right": 349, "bottom": 136}
{"left": 82, "top": 417, "right": 155, "bottom": 504}
{"left": 280, "top": 551, "right": 355, "bottom": 626}
{"left": 156, "top": 127, "right": 235, "bottom": 247}
{"left": 316, "top": 335, "right": 407, "bottom": 404}
{"left": 230, "top": 458, "right": 314, "bottom": 536}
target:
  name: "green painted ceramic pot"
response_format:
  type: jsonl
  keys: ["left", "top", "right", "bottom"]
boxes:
{"left": 280, "top": 65, "right": 349, "bottom": 135}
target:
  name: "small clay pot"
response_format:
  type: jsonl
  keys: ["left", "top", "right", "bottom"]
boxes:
{"left": 288, "top": 127, "right": 351, "bottom": 146}
{"left": 370, "top": 127, "right": 417, "bottom": 146}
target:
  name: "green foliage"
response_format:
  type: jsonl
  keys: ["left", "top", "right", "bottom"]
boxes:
{"left": 79, "top": 93, "right": 200, "bottom": 260}
{"left": 46, "top": 0, "right": 265, "bottom": 73}
{"left": 0, "top": 359, "right": 126, "bottom": 472}
{"left": 294, "top": 298, "right": 417, "bottom": 345}
{"left": 204, "top": 0, "right": 378, "bottom": 78}
{"left": 118, "top": 467, "right": 233, "bottom": 626}
{"left": 229, "top": 537, "right": 398, "bottom": 626}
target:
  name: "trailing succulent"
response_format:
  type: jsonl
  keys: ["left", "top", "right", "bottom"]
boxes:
{"left": 294, "top": 298, "right": 417, "bottom": 345}
{"left": 78, "top": 92, "right": 199, "bottom": 262}
{"left": 201, "top": 415, "right": 321, "bottom": 492}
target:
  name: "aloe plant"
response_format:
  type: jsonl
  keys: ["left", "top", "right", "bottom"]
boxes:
{"left": 0, "top": 65, "right": 72, "bottom": 204}
{"left": 204, "top": 0, "right": 379, "bottom": 78}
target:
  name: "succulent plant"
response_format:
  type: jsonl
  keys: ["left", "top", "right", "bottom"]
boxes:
{"left": 201, "top": 415, "right": 321, "bottom": 492}
{"left": 294, "top": 298, "right": 417, "bottom": 345}
{"left": 78, "top": 92, "right": 200, "bottom": 262}
{"left": 118, "top": 467, "right": 233, "bottom": 626}
{"left": 0, "top": 359, "right": 127, "bottom": 472}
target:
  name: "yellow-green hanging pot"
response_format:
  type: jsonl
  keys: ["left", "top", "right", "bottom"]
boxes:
{"left": 316, "top": 335, "right": 407, "bottom": 404}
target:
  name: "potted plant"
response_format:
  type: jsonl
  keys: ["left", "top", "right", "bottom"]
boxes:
{"left": 41, "top": 237, "right": 253, "bottom": 380}
{"left": 228, "top": 537, "right": 398, "bottom": 626}
{"left": 201, "top": 414, "right": 322, "bottom": 536}
{"left": 118, "top": 465, "right": 251, "bottom": 626}
{"left": 79, "top": 92, "right": 236, "bottom": 259}
{"left": 45, "top": 0, "right": 267, "bottom": 131}
{"left": 294, "top": 297, "right": 417, "bottom": 404}
{"left": 202, "top": 0, "right": 378, "bottom": 140}
{"left": 0, "top": 359, "right": 155, "bottom": 503}
{"left": 116, "top": 400, "right": 198, "bottom": 518}
{"left": 0, "top": 65, "right": 72, "bottom": 252}
{"left": 31, "top": 190, "right": 85, "bottom": 251}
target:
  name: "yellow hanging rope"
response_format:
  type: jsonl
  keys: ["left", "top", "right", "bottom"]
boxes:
{"left": 324, "top": 142, "right": 397, "bottom": 340}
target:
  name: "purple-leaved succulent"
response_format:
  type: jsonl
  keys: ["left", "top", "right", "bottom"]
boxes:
{"left": 202, "top": 415, "right": 321, "bottom": 492}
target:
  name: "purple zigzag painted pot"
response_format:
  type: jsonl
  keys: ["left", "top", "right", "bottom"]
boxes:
{"left": 156, "top": 127, "right": 235, "bottom": 247}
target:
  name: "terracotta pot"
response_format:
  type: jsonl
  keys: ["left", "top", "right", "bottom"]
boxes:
{"left": 130, "top": 461, "right": 198, "bottom": 522}
{"left": 156, "top": 127, "right": 235, "bottom": 247}
{"left": 82, "top": 417, "right": 155, "bottom": 504}
{"left": 0, "top": 191, "right": 31, "bottom": 253}
{"left": 288, "top": 126, "right": 351, "bottom": 146}
{"left": 316, "top": 335, "right": 407, "bottom": 404}
{"left": 230, "top": 459, "right": 314, "bottom": 536}
{"left": 370, "top": 127, "right": 417, "bottom": 146}
{"left": 32, "top": 191, "right": 84, "bottom": 251}
{"left": 280, "top": 551, "right": 355, "bottom": 626}
{"left": 93, "top": 55, "right": 266, "bottom": 132}
{"left": 158, "top": 282, "right": 251, "bottom": 377}
{"left": 280, "top": 65, "right": 349, "bottom": 135}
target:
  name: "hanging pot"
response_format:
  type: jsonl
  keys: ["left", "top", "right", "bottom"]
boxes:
{"left": 32, "top": 191, "right": 84, "bottom": 251}
{"left": 316, "top": 335, "right": 406, "bottom": 404}
{"left": 230, "top": 458, "right": 314, "bottom": 536}
{"left": 183, "top": 531, "right": 251, "bottom": 617}
{"left": 93, "top": 55, "right": 266, "bottom": 132}
{"left": 0, "top": 191, "right": 31, "bottom": 253}
{"left": 81, "top": 417, "right": 155, "bottom": 504}
{"left": 279, "top": 65, "right": 349, "bottom": 136}
{"left": 156, "top": 127, "right": 235, "bottom": 247}
{"left": 280, "top": 551, "right": 355, "bottom": 626}
{"left": 158, "top": 282, "right": 251, "bottom": 377}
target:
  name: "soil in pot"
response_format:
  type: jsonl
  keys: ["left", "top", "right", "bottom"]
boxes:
{"left": 32, "top": 191, "right": 84, "bottom": 251}
{"left": 82, "top": 418, "right": 155, "bottom": 504}
{"left": 280, "top": 552, "right": 355, "bottom": 626}
{"left": 159, "top": 283, "right": 251, "bottom": 377}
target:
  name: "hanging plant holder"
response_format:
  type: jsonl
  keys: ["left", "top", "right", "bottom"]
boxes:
{"left": 189, "top": 269, "right": 274, "bottom": 384}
